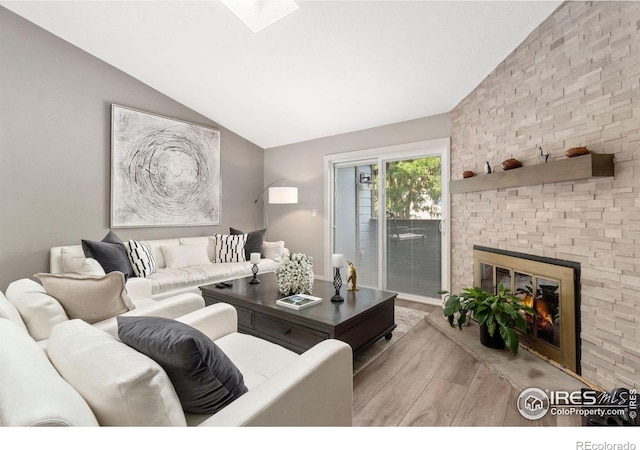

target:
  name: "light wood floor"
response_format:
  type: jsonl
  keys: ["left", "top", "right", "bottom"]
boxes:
{"left": 352, "top": 299, "right": 581, "bottom": 426}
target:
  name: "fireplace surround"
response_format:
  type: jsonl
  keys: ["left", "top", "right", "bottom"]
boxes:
{"left": 473, "top": 246, "right": 581, "bottom": 373}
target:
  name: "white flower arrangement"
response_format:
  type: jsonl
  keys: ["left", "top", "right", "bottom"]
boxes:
{"left": 275, "top": 252, "right": 314, "bottom": 295}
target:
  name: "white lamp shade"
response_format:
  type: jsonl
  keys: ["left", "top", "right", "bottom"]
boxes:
{"left": 268, "top": 186, "right": 298, "bottom": 204}
{"left": 331, "top": 254, "right": 345, "bottom": 268}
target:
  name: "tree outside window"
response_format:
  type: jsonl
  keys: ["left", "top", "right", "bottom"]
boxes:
{"left": 375, "top": 157, "right": 442, "bottom": 219}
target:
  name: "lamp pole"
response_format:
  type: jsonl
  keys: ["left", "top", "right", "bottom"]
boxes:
{"left": 254, "top": 179, "right": 285, "bottom": 230}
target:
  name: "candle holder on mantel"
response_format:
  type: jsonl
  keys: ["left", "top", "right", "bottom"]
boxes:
{"left": 331, "top": 254, "right": 345, "bottom": 302}
{"left": 249, "top": 252, "right": 261, "bottom": 284}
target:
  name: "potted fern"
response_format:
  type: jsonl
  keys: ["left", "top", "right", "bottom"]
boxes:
{"left": 439, "top": 284, "right": 534, "bottom": 355}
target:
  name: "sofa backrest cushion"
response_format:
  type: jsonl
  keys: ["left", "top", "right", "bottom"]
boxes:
{"left": 179, "top": 236, "right": 215, "bottom": 261}
{"left": 5, "top": 278, "right": 69, "bottom": 341}
{"left": 262, "top": 240, "right": 286, "bottom": 262}
{"left": 35, "top": 272, "right": 135, "bottom": 325}
{"left": 61, "top": 247, "right": 106, "bottom": 276}
{"left": 0, "top": 290, "right": 28, "bottom": 332}
{"left": 145, "top": 238, "right": 180, "bottom": 269}
{"left": 117, "top": 316, "right": 248, "bottom": 415}
{"left": 161, "top": 244, "right": 211, "bottom": 269}
{"left": 47, "top": 319, "right": 187, "bottom": 427}
{"left": 0, "top": 318, "right": 99, "bottom": 426}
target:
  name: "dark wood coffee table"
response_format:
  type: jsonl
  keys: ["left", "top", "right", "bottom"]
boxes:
{"left": 200, "top": 273, "right": 397, "bottom": 355}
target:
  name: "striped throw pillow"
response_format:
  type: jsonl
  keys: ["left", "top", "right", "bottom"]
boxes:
{"left": 127, "top": 240, "right": 157, "bottom": 277}
{"left": 213, "top": 234, "right": 247, "bottom": 263}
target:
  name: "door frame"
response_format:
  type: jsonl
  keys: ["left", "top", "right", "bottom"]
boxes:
{"left": 324, "top": 138, "right": 450, "bottom": 304}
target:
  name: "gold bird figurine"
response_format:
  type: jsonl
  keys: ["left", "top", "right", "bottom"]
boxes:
{"left": 347, "top": 261, "right": 359, "bottom": 291}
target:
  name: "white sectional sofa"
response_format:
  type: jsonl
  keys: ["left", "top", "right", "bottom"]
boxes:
{"left": 0, "top": 303, "right": 353, "bottom": 427}
{"left": 50, "top": 235, "right": 288, "bottom": 299}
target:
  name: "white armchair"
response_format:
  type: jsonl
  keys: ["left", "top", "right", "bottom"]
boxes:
{"left": 0, "top": 303, "right": 353, "bottom": 427}
{"left": 178, "top": 304, "right": 354, "bottom": 426}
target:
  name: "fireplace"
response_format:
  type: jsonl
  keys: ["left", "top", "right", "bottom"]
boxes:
{"left": 473, "top": 246, "right": 580, "bottom": 373}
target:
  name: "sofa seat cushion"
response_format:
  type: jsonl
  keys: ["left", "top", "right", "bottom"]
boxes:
{"left": 252, "top": 258, "right": 279, "bottom": 273}
{"left": 184, "top": 332, "right": 298, "bottom": 427}
{"left": 47, "top": 319, "right": 186, "bottom": 427}
{"left": 145, "top": 259, "right": 279, "bottom": 294}
{"left": 146, "top": 265, "right": 235, "bottom": 294}
{"left": 214, "top": 332, "right": 298, "bottom": 390}
{"left": 0, "top": 318, "right": 99, "bottom": 426}
{"left": 90, "top": 293, "right": 204, "bottom": 339}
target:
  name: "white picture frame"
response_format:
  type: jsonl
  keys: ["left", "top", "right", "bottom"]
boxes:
{"left": 110, "top": 105, "right": 221, "bottom": 227}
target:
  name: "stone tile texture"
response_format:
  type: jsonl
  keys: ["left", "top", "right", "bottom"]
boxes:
{"left": 451, "top": 1, "right": 639, "bottom": 391}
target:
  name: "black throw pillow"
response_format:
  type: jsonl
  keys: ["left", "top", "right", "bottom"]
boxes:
{"left": 230, "top": 227, "right": 266, "bottom": 260}
{"left": 117, "top": 316, "right": 248, "bottom": 415}
{"left": 81, "top": 231, "right": 135, "bottom": 279}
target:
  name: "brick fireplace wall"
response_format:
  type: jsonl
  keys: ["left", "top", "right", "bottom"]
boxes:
{"left": 450, "top": 1, "right": 639, "bottom": 391}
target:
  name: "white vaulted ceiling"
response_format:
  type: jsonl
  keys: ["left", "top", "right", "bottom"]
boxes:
{"left": 1, "top": 1, "right": 562, "bottom": 148}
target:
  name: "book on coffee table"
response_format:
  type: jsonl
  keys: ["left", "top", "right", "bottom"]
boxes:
{"left": 276, "top": 294, "right": 322, "bottom": 310}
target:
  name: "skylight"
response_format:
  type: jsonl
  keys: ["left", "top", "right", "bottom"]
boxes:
{"left": 220, "top": 0, "right": 299, "bottom": 33}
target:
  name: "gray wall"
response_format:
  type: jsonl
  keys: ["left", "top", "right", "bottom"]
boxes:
{"left": 264, "top": 113, "right": 451, "bottom": 278}
{"left": 0, "top": 7, "right": 264, "bottom": 291}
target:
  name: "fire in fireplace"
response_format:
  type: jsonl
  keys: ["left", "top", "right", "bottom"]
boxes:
{"left": 474, "top": 246, "right": 580, "bottom": 373}
{"left": 519, "top": 281, "right": 558, "bottom": 344}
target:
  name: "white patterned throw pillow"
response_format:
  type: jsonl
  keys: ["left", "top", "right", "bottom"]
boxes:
{"left": 213, "top": 234, "right": 247, "bottom": 263}
{"left": 127, "top": 240, "right": 157, "bottom": 277}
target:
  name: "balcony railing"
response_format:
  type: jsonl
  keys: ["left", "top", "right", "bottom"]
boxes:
{"left": 353, "top": 219, "right": 441, "bottom": 298}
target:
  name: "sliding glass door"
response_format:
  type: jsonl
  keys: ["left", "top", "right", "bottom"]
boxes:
{"left": 334, "top": 162, "right": 379, "bottom": 289}
{"left": 329, "top": 140, "right": 449, "bottom": 302}
{"left": 383, "top": 156, "right": 442, "bottom": 298}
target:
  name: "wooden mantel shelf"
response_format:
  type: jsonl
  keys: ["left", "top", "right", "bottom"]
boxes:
{"left": 450, "top": 153, "right": 614, "bottom": 194}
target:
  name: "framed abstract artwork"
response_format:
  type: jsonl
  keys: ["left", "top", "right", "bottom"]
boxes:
{"left": 110, "top": 105, "right": 221, "bottom": 227}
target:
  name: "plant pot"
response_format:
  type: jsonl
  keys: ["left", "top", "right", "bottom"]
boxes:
{"left": 479, "top": 322, "right": 505, "bottom": 350}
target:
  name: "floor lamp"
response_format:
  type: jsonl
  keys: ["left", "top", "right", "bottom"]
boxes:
{"left": 254, "top": 179, "right": 298, "bottom": 231}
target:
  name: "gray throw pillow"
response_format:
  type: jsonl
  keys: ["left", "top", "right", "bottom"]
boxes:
{"left": 82, "top": 231, "right": 135, "bottom": 279}
{"left": 117, "top": 316, "right": 248, "bottom": 415}
{"left": 230, "top": 227, "right": 266, "bottom": 260}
